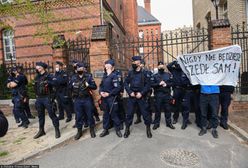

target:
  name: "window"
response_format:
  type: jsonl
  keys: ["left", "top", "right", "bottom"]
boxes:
{"left": 155, "top": 29, "right": 158, "bottom": 35}
{"left": 1, "top": 0, "right": 13, "bottom": 4}
{"left": 139, "top": 30, "right": 144, "bottom": 38}
{"left": 2, "top": 29, "right": 16, "bottom": 61}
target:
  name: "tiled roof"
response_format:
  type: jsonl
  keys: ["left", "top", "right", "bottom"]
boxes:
{"left": 138, "top": 6, "right": 161, "bottom": 25}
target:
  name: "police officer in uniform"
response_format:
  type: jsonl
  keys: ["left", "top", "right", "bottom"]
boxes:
{"left": 167, "top": 61, "right": 193, "bottom": 130}
{"left": 114, "top": 69, "right": 125, "bottom": 130}
{"left": 54, "top": 61, "right": 72, "bottom": 122}
{"left": 7, "top": 67, "right": 30, "bottom": 128}
{"left": 33, "top": 62, "right": 60, "bottom": 139}
{"left": 17, "top": 65, "right": 35, "bottom": 119}
{"left": 99, "top": 59, "right": 122, "bottom": 137}
{"left": 0, "top": 110, "right": 8, "bottom": 137}
{"left": 219, "top": 85, "right": 234, "bottom": 130}
{"left": 123, "top": 56, "right": 152, "bottom": 138}
{"left": 70, "top": 63, "right": 97, "bottom": 140}
{"left": 151, "top": 61, "right": 175, "bottom": 130}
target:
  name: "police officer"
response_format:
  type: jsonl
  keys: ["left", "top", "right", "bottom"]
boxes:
{"left": 151, "top": 61, "right": 175, "bottom": 130}
{"left": 124, "top": 56, "right": 152, "bottom": 138}
{"left": 0, "top": 110, "right": 8, "bottom": 137}
{"left": 70, "top": 62, "right": 97, "bottom": 140}
{"left": 33, "top": 62, "right": 60, "bottom": 139}
{"left": 7, "top": 66, "right": 30, "bottom": 128}
{"left": 167, "top": 61, "right": 193, "bottom": 130}
{"left": 54, "top": 61, "right": 72, "bottom": 122}
{"left": 113, "top": 68, "right": 125, "bottom": 130}
{"left": 17, "top": 65, "right": 35, "bottom": 119}
{"left": 99, "top": 59, "right": 122, "bottom": 138}
{"left": 219, "top": 85, "right": 234, "bottom": 130}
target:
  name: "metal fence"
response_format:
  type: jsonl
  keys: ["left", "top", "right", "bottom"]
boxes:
{"left": 231, "top": 23, "right": 248, "bottom": 94}
{"left": 0, "top": 61, "right": 55, "bottom": 99}
{"left": 109, "top": 27, "right": 210, "bottom": 71}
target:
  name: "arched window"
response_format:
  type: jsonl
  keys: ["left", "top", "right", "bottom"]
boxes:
{"left": 2, "top": 29, "right": 16, "bottom": 61}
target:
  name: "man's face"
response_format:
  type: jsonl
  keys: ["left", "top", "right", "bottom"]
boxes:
{"left": 133, "top": 60, "right": 141, "bottom": 67}
{"left": 158, "top": 64, "right": 164, "bottom": 69}
{"left": 36, "top": 66, "right": 44, "bottom": 73}
{"left": 105, "top": 64, "right": 113, "bottom": 71}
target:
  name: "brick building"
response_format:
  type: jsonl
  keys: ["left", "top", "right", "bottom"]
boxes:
{"left": 193, "top": 0, "right": 248, "bottom": 29}
{"left": 0, "top": 0, "right": 138, "bottom": 68}
{"left": 137, "top": 0, "right": 162, "bottom": 68}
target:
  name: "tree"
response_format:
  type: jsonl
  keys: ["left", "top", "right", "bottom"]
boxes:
{"left": 0, "top": 0, "right": 94, "bottom": 47}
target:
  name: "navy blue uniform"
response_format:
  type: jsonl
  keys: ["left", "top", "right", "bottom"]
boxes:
{"left": 219, "top": 86, "right": 234, "bottom": 126}
{"left": 124, "top": 69, "right": 152, "bottom": 126}
{"left": 8, "top": 74, "right": 29, "bottom": 125}
{"left": 167, "top": 61, "right": 193, "bottom": 124}
{"left": 70, "top": 73, "right": 97, "bottom": 129}
{"left": 113, "top": 69, "right": 125, "bottom": 128}
{"left": 151, "top": 71, "right": 173, "bottom": 125}
{"left": 99, "top": 71, "right": 122, "bottom": 130}
{"left": 34, "top": 72, "right": 59, "bottom": 129}
{"left": 54, "top": 70, "right": 72, "bottom": 120}
{"left": 20, "top": 73, "right": 34, "bottom": 119}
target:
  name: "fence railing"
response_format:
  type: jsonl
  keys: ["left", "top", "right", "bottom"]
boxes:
{"left": 231, "top": 23, "right": 248, "bottom": 94}
{"left": 0, "top": 61, "right": 55, "bottom": 99}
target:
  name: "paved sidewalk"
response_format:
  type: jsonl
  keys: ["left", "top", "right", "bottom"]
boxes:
{"left": 25, "top": 115, "right": 248, "bottom": 168}
{"left": 0, "top": 114, "right": 102, "bottom": 165}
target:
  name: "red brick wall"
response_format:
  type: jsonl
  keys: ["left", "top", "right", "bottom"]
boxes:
{"left": 211, "top": 27, "right": 232, "bottom": 49}
{"left": 0, "top": 1, "right": 101, "bottom": 64}
{"left": 123, "top": 0, "right": 138, "bottom": 37}
{"left": 138, "top": 23, "right": 162, "bottom": 69}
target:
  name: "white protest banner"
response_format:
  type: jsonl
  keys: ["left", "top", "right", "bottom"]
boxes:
{"left": 177, "top": 45, "right": 242, "bottom": 86}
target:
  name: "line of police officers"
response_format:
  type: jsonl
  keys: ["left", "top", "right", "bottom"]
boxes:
{"left": 5, "top": 55, "right": 234, "bottom": 140}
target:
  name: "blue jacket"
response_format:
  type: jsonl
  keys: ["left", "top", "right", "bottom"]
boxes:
{"left": 201, "top": 85, "right": 220, "bottom": 94}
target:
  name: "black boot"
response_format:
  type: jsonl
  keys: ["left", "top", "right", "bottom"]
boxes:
{"left": 166, "top": 123, "right": 175, "bottom": 129}
{"left": 34, "top": 129, "right": 46, "bottom": 139}
{"left": 134, "top": 118, "right": 142, "bottom": 124}
{"left": 74, "top": 128, "right": 82, "bottom": 140}
{"left": 90, "top": 127, "right": 96, "bottom": 138}
{"left": 181, "top": 121, "right": 187, "bottom": 130}
{"left": 116, "top": 130, "right": 122, "bottom": 138}
{"left": 220, "top": 123, "right": 228, "bottom": 130}
{"left": 124, "top": 126, "right": 130, "bottom": 138}
{"left": 152, "top": 124, "right": 160, "bottom": 130}
{"left": 18, "top": 122, "right": 29, "bottom": 128}
{"left": 212, "top": 128, "right": 218, "bottom": 138}
{"left": 99, "top": 129, "right": 109, "bottom": 137}
{"left": 55, "top": 127, "right": 61, "bottom": 139}
{"left": 198, "top": 128, "right": 207, "bottom": 136}
{"left": 146, "top": 125, "right": 152, "bottom": 138}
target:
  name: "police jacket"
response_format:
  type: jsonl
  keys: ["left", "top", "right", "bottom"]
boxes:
{"left": 99, "top": 71, "right": 122, "bottom": 97}
{"left": 8, "top": 74, "right": 27, "bottom": 97}
{"left": 53, "top": 70, "right": 69, "bottom": 94}
{"left": 124, "top": 69, "right": 151, "bottom": 96}
{"left": 34, "top": 71, "right": 55, "bottom": 97}
{"left": 70, "top": 73, "right": 97, "bottom": 98}
{"left": 167, "top": 61, "right": 192, "bottom": 89}
{"left": 151, "top": 71, "right": 173, "bottom": 96}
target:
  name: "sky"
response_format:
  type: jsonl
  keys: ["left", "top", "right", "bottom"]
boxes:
{"left": 137, "top": 0, "right": 193, "bottom": 31}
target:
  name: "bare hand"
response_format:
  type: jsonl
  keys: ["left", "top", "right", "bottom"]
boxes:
{"left": 130, "top": 92, "right": 135, "bottom": 97}
{"left": 159, "top": 81, "right": 165, "bottom": 86}
{"left": 136, "top": 92, "right": 142, "bottom": 99}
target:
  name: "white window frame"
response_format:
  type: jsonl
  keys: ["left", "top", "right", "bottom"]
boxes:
{"left": 1, "top": 0, "right": 13, "bottom": 4}
{"left": 2, "top": 29, "right": 16, "bottom": 61}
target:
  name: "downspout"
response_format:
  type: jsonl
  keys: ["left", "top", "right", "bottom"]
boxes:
{"left": 100, "top": 0, "right": 104, "bottom": 25}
